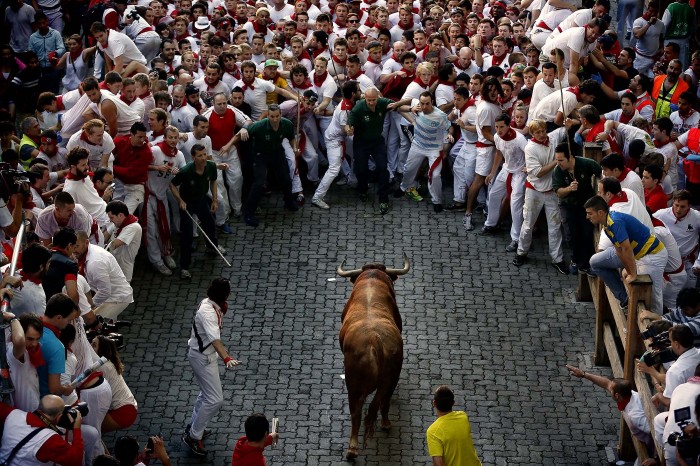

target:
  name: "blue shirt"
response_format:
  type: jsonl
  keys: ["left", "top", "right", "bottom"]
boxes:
{"left": 28, "top": 28, "right": 65, "bottom": 67}
{"left": 37, "top": 328, "right": 65, "bottom": 398}
{"left": 604, "top": 211, "right": 664, "bottom": 259}
{"left": 412, "top": 107, "right": 451, "bottom": 151}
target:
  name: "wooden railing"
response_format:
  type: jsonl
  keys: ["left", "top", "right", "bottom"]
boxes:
{"left": 579, "top": 272, "right": 665, "bottom": 463}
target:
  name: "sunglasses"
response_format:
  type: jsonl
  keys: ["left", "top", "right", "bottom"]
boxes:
{"left": 348, "top": 18, "right": 359, "bottom": 23}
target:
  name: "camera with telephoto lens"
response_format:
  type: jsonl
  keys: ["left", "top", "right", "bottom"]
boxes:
{"left": 642, "top": 330, "right": 671, "bottom": 351}
{"left": 125, "top": 9, "right": 140, "bottom": 21}
{"left": 668, "top": 407, "right": 700, "bottom": 459}
{"left": 57, "top": 402, "right": 89, "bottom": 429}
{"left": 0, "top": 163, "right": 39, "bottom": 201}
{"left": 85, "top": 316, "right": 131, "bottom": 350}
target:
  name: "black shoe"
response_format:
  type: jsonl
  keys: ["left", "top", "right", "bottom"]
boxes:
{"left": 379, "top": 202, "right": 390, "bottom": 214}
{"left": 512, "top": 254, "right": 527, "bottom": 266}
{"left": 182, "top": 432, "right": 207, "bottom": 456}
{"left": 393, "top": 187, "right": 405, "bottom": 198}
{"left": 578, "top": 266, "right": 597, "bottom": 277}
{"left": 480, "top": 225, "right": 498, "bottom": 236}
{"left": 359, "top": 193, "right": 368, "bottom": 202}
{"left": 446, "top": 202, "right": 466, "bottom": 211}
{"left": 284, "top": 202, "right": 299, "bottom": 212}
{"left": 433, "top": 203, "right": 443, "bottom": 213}
{"left": 244, "top": 215, "right": 259, "bottom": 227}
{"left": 185, "top": 424, "right": 212, "bottom": 439}
{"left": 552, "top": 261, "right": 569, "bottom": 275}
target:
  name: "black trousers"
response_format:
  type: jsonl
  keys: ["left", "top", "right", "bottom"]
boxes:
{"left": 244, "top": 154, "right": 293, "bottom": 216}
{"left": 562, "top": 203, "right": 595, "bottom": 268}
{"left": 353, "top": 136, "right": 390, "bottom": 202}
{"left": 179, "top": 197, "right": 218, "bottom": 270}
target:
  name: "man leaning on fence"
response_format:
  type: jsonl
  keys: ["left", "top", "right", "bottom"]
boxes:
{"left": 585, "top": 195, "right": 668, "bottom": 313}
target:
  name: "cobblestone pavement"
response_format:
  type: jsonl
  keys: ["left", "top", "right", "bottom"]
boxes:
{"left": 106, "top": 183, "right": 619, "bottom": 466}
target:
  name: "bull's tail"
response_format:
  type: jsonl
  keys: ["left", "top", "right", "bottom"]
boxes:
{"left": 363, "top": 336, "right": 384, "bottom": 445}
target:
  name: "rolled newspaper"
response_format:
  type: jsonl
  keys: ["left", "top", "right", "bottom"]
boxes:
{"left": 271, "top": 417, "right": 279, "bottom": 446}
{"left": 69, "top": 357, "right": 108, "bottom": 388}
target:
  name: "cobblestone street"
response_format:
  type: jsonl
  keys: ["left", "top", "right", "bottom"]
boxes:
{"left": 108, "top": 185, "right": 619, "bottom": 466}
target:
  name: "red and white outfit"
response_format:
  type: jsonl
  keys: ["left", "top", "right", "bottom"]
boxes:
{"left": 232, "top": 76, "right": 275, "bottom": 120}
{"left": 474, "top": 99, "right": 501, "bottom": 176}
{"left": 109, "top": 214, "right": 141, "bottom": 282}
{"left": 485, "top": 129, "right": 527, "bottom": 243}
{"left": 313, "top": 98, "right": 353, "bottom": 204}
{"left": 66, "top": 128, "right": 115, "bottom": 171}
{"left": 81, "top": 243, "right": 134, "bottom": 319}
{"left": 654, "top": 206, "right": 700, "bottom": 288}
{"left": 452, "top": 98, "right": 479, "bottom": 204}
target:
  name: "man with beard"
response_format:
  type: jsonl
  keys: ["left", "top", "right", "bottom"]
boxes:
{"left": 194, "top": 63, "right": 231, "bottom": 108}
{"left": 652, "top": 59, "right": 690, "bottom": 119}
{"left": 63, "top": 147, "right": 110, "bottom": 231}
{"left": 171, "top": 85, "right": 201, "bottom": 133}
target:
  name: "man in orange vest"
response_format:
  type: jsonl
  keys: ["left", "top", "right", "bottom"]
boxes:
{"left": 652, "top": 59, "right": 690, "bottom": 119}
{"left": 675, "top": 126, "right": 700, "bottom": 205}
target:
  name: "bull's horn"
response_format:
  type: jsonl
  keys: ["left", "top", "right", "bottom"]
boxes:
{"left": 337, "top": 259, "right": 362, "bottom": 278}
{"left": 385, "top": 253, "right": 410, "bottom": 276}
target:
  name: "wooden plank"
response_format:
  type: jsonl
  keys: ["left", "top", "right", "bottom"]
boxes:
{"left": 603, "top": 324, "right": 624, "bottom": 378}
{"left": 606, "top": 286, "right": 628, "bottom": 351}
{"left": 635, "top": 370, "right": 664, "bottom": 463}
{"left": 594, "top": 276, "right": 611, "bottom": 366}
{"left": 576, "top": 271, "right": 593, "bottom": 302}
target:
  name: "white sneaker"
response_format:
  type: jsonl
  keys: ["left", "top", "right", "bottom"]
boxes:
{"left": 155, "top": 263, "right": 172, "bottom": 276}
{"left": 163, "top": 255, "right": 176, "bottom": 269}
{"left": 463, "top": 214, "right": 474, "bottom": 231}
{"left": 312, "top": 198, "right": 330, "bottom": 210}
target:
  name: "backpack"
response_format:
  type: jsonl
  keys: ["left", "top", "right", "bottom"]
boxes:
{"left": 83, "top": 2, "right": 107, "bottom": 38}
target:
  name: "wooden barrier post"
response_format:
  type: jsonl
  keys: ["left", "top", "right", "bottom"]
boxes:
{"left": 594, "top": 276, "right": 611, "bottom": 366}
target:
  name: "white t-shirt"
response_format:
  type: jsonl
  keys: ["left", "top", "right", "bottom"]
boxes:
{"left": 35, "top": 204, "right": 93, "bottom": 242}
{"left": 63, "top": 177, "right": 110, "bottom": 227}
{"left": 102, "top": 360, "right": 137, "bottom": 410}
{"left": 110, "top": 221, "right": 142, "bottom": 283}
{"left": 435, "top": 84, "right": 454, "bottom": 108}
{"left": 6, "top": 344, "right": 39, "bottom": 412}
{"left": 66, "top": 131, "right": 115, "bottom": 171}
{"left": 664, "top": 348, "right": 700, "bottom": 398}
{"left": 147, "top": 146, "right": 186, "bottom": 200}
{"left": 98, "top": 30, "right": 147, "bottom": 66}
{"left": 475, "top": 101, "right": 501, "bottom": 145}
{"left": 84, "top": 244, "right": 134, "bottom": 306}
{"left": 495, "top": 131, "right": 528, "bottom": 173}
{"left": 542, "top": 27, "right": 595, "bottom": 70}
{"left": 233, "top": 77, "right": 275, "bottom": 120}
{"left": 178, "top": 133, "right": 212, "bottom": 164}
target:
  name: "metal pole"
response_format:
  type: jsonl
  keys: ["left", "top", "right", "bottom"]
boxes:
{"left": 556, "top": 58, "right": 573, "bottom": 157}
{"left": 183, "top": 210, "right": 231, "bottom": 267}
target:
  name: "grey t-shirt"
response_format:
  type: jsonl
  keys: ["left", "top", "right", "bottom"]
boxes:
{"left": 4, "top": 4, "right": 36, "bottom": 53}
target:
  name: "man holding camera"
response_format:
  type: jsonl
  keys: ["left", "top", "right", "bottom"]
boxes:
{"left": 656, "top": 364, "right": 700, "bottom": 466}
{"left": 640, "top": 288, "right": 700, "bottom": 347}
{"left": 0, "top": 394, "right": 86, "bottom": 466}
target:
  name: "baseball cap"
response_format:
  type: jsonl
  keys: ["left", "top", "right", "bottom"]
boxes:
{"left": 264, "top": 59, "right": 279, "bottom": 68}
{"left": 185, "top": 84, "right": 199, "bottom": 96}
{"left": 303, "top": 89, "right": 319, "bottom": 102}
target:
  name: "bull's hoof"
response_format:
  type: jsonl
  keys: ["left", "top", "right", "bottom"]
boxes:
{"left": 346, "top": 448, "right": 359, "bottom": 460}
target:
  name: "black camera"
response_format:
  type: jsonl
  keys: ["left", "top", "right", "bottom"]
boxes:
{"left": 640, "top": 347, "right": 677, "bottom": 366}
{"left": 643, "top": 330, "right": 671, "bottom": 351}
{"left": 668, "top": 407, "right": 700, "bottom": 459}
{"left": 126, "top": 9, "right": 140, "bottom": 21}
{"left": 57, "top": 402, "right": 89, "bottom": 429}
{"left": 85, "top": 316, "right": 130, "bottom": 350}
{"left": 0, "top": 163, "right": 39, "bottom": 200}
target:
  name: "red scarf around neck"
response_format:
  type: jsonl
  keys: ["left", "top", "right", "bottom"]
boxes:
{"left": 608, "top": 190, "right": 629, "bottom": 207}
{"left": 116, "top": 214, "right": 139, "bottom": 237}
{"left": 156, "top": 141, "right": 177, "bottom": 157}
{"left": 500, "top": 128, "right": 517, "bottom": 141}
{"left": 241, "top": 78, "right": 255, "bottom": 91}
{"left": 312, "top": 47, "right": 328, "bottom": 59}
{"left": 138, "top": 90, "right": 151, "bottom": 100}
{"left": 531, "top": 137, "right": 549, "bottom": 147}
{"left": 313, "top": 71, "right": 328, "bottom": 87}
{"left": 348, "top": 69, "right": 364, "bottom": 79}
{"left": 398, "top": 16, "right": 414, "bottom": 30}
{"left": 566, "top": 86, "right": 582, "bottom": 102}
{"left": 252, "top": 20, "right": 267, "bottom": 34}
{"left": 332, "top": 55, "right": 346, "bottom": 66}
{"left": 295, "top": 78, "right": 313, "bottom": 89}
{"left": 120, "top": 93, "right": 136, "bottom": 105}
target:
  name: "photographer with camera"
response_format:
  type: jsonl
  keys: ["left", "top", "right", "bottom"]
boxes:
{"left": 0, "top": 394, "right": 87, "bottom": 466}
{"left": 114, "top": 435, "right": 172, "bottom": 466}
{"left": 640, "top": 288, "right": 700, "bottom": 348}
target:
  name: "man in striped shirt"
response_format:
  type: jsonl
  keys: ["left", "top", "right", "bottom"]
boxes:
{"left": 640, "top": 287, "right": 700, "bottom": 347}
{"left": 397, "top": 91, "right": 453, "bottom": 212}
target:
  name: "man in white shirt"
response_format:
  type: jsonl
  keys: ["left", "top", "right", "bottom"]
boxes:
{"left": 105, "top": 200, "right": 141, "bottom": 283}
{"left": 90, "top": 22, "right": 149, "bottom": 77}
{"left": 35, "top": 192, "right": 95, "bottom": 247}
{"left": 63, "top": 147, "right": 110, "bottom": 232}
{"left": 74, "top": 230, "right": 133, "bottom": 320}
{"left": 4, "top": 244, "right": 51, "bottom": 317}
{"left": 65, "top": 119, "right": 114, "bottom": 171}
{"left": 542, "top": 18, "right": 606, "bottom": 78}
{"left": 600, "top": 153, "right": 646, "bottom": 202}
{"left": 654, "top": 190, "right": 700, "bottom": 288}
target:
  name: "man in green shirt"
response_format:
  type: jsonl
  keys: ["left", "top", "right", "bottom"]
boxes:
{"left": 242, "top": 104, "right": 297, "bottom": 227}
{"left": 553, "top": 142, "right": 601, "bottom": 275}
{"left": 170, "top": 143, "right": 225, "bottom": 279}
{"left": 345, "top": 87, "right": 400, "bottom": 214}
{"left": 426, "top": 385, "right": 481, "bottom": 466}
{"left": 662, "top": 0, "right": 696, "bottom": 67}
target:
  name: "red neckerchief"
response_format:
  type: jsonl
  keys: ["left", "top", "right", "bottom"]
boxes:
{"left": 80, "top": 131, "right": 98, "bottom": 146}
{"left": 347, "top": 45, "right": 359, "bottom": 54}
{"left": 65, "top": 169, "right": 92, "bottom": 181}
{"left": 619, "top": 111, "right": 634, "bottom": 124}
{"left": 334, "top": 18, "right": 346, "bottom": 28}
{"left": 19, "top": 270, "right": 42, "bottom": 285}
{"left": 205, "top": 79, "right": 220, "bottom": 91}
{"left": 332, "top": 54, "right": 346, "bottom": 67}
{"left": 56, "top": 96, "right": 65, "bottom": 111}
{"left": 116, "top": 214, "right": 139, "bottom": 237}
{"left": 119, "top": 93, "right": 136, "bottom": 105}
{"left": 499, "top": 128, "right": 517, "bottom": 141}
{"left": 490, "top": 53, "right": 507, "bottom": 67}
{"left": 295, "top": 78, "right": 313, "bottom": 89}
{"left": 373, "top": 21, "right": 385, "bottom": 29}
{"left": 398, "top": 16, "right": 414, "bottom": 30}
{"left": 566, "top": 86, "right": 582, "bottom": 102}
{"left": 654, "top": 138, "right": 669, "bottom": 149}
{"left": 41, "top": 318, "right": 61, "bottom": 338}
{"left": 175, "top": 32, "right": 189, "bottom": 41}
{"left": 156, "top": 141, "right": 177, "bottom": 157}
{"left": 151, "top": 128, "right": 165, "bottom": 139}
{"left": 531, "top": 137, "right": 549, "bottom": 147}
{"left": 381, "top": 68, "right": 415, "bottom": 99}
{"left": 616, "top": 396, "right": 631, "bottom": 411}
{"left": 391, "top": 53, "right": 400, "bottom": 62}
{"left": 465, "top": 94, "right": 478, "bottom": 108}
{"left": 642, "top": 11, "right": 653, "bottom": 21}
{"left": 189, "top": 100, "right": 203, "bottom": 112}
{"left": 608, "top": 191, "right": 629, "bottom": 207}
{"left": 363, "top": 17, "right": 374, "bottom": 27}
{"left": 313, "top": 71, "right": 328, "bottom": 87}
{"left": 298, "top": 50, "right": 312, "bottom": 61}
{"left": 340, "top": 98, "right": 354, "bottom": 110}
{"left": 348, "top": 69, "right": 364, "bottom": 79}
{"left": 226, "top": 66, "right": 241, "bottom": 80}
{"left": 312, "top": 46, "right": 328, "bottom": 58}
{"left": 138, "top": 90, "right": 151, "bottom": 100}
{"left": 616, "top": 167, "right": 631, "bottom": 182}
{"left": 366, "top": 55, "right": 382, "bottom": 64}
{"left": 251, "top": 19, "right": 267, "bottom": 34}
{"left": 27, "top": 345, "right": 45, "bottom": 368}
{"left": 241, "top": 77, "right": 256, "bottom": 91}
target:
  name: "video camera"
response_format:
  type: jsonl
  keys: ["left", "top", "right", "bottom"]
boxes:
{"left": 0, "top": 163, "right": 39, "bottom": 201}
{"left": 640, "top": 329, "right": 677, "bottom": 365}
{"left": 57, "top": 402, "right": 89, "bottom": 429}
{"left": 668, "top": 407, "right": 700, "bottom": 459}
{"left": 85, "top": 316, "right": 131, "bottom": 350}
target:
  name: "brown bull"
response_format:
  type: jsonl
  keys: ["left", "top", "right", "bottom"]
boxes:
{"left": 337, "top": 254, "right": 409, "bottom": 460}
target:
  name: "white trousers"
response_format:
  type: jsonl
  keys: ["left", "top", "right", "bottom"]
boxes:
{"left": 453, "top": 141, "right": 477, "bottom": 203}
{"left": 517, "top": 188, "right": 564, "bottom": 262}
{"left": 94, "top": 301, "right": 131, "bottom": 320}
{"left": 663, "top": 269, "right": 687, "bottom": 310}
{"left": 531, "top": 28, "right": 551, "bottom": 50}
{"left": 385, "top": 112, "right": 401, "bottom": 176}
{"left": 188, "top": 349, "right": 224, "bottom": 441}
{"left": 133, "top": 34, "right": 161, "bottom": 64}
{"left": 485, "top": 170, "right": 526, "bottom": 242}
{"left": 634, "top": 55, "right": 656, "bottom": 78}
{"left": 212, "top": 147, "right": 243, "bottom": 224}
{"left": 146, "top": 195, "right": 171, "bottom": 267}
{"left": 114, "top": 183, "right": 144, "bottom": 215}
{"left": 282, "top": 139, "right": 303, "bottom": 193}
{"left": 79, "top": 379, "right": 112, "bottom": 439}
{"left": 313, "top": 140, "right": 344, "bottom": 201}
{"left": 400, "top": 147, "right": 443, "bottom": 204}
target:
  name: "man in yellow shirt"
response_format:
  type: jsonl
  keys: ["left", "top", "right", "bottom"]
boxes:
{"left": 426, "top": 385, "right": 482, "bottom": 466}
